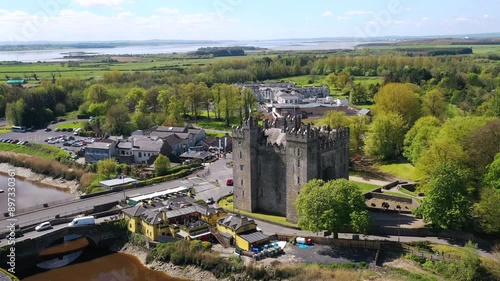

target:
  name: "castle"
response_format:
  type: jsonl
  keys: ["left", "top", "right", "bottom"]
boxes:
{"left": 232, "top": 116, "right": 350, "bottom": 223}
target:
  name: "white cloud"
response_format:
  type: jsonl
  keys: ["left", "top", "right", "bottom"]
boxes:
{"left": 422, "top": 17, "right": 429, "bottom": 21}
{"left": 157, "top": 7, "right": 180, "bottom": 15}
{"left": 455, "top": 17, "right": 470, "bottom": 22}
{"left": 322, "top": 11, "right": 333, "bottom": 17}
{"left": 337, "top": 16, "right": 350, "bottom": 20}
{"left": 483, "top": 14, "right": 489, "bottom": 18}
{"left": 346, "top": 10, "right": 373, "bottom": 16}
{"left": 404, "top": 7, "right": 412, "bottom": 12}
{"left": 73, "top": 0, "right": 126, "bottom": 7}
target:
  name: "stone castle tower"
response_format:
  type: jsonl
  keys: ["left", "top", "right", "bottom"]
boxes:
{"left": 232, "top": 116, "right": 350, "bottom": 223}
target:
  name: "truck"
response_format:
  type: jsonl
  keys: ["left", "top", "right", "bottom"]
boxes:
{"left": 68, "top": 216, "right": 95, "bottom": 227}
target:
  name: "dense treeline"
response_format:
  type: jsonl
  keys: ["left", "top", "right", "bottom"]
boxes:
{"left": 193, "top": 47, "right": 246, "bottom": 57}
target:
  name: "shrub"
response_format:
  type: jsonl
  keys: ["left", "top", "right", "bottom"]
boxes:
{"left": 403, "top": 253, "right": 427, "bottom": 264}
{"left": 408, "top": 241, "right": 432, "bottom": 252}
{"left": 80, "top": 173, "right": 97, "bottom": 188}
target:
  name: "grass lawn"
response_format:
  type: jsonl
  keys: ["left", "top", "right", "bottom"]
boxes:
{"left": 0, "top": 128, "right": 11, "bottom": 134}
{"left": 55, "top": 121, "right": 86, "bottom": 129}
{"left": 381, "top": 191, "right": 418, "bottom": 200}
{"left": 206, "top": 132, "right": 228, "bottom": 138}
{"left": 430, "top": 244, "right": 497, "bottom": 271}
{"left": 352, "top": 181, "right": 380, "bottom": 194}
{"left": 378, "top": 163, "right": 417, "bottom": 181}
{"left": 196, "top": 117, "right": 239, "bottom": 131}
{"left": 0, "top": 143, "right": 65, "bottom": 160}
{"left": 218, "top": 195, "right": 297, "bottom": 227}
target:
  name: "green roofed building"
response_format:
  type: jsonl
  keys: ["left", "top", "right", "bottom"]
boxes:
{"left": 7, "top": 79, "right": 27, "bottom": 87}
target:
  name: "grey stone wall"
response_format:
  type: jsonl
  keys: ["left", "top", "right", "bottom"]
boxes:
{"left": 233, "top": 117, "right": 350, "bottom": 224}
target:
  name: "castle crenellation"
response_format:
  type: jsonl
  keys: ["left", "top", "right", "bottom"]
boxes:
{"left": 232, "top": 115, "right": 350, "bottom": 223}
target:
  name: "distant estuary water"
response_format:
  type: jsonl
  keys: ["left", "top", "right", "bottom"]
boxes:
{"left": 0, "top": 173, "right": 73, "bottom": 214}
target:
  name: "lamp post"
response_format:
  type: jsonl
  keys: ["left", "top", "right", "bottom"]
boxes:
{"left": 397, "top": 207, "right": 401, "bottom": 242}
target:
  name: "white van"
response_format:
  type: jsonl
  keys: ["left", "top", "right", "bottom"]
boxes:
{"left": 68, "top": 216, "right": 95, "bottom": 227}
{"left": 73, "top": 128, "right": 81, "bottom": 135}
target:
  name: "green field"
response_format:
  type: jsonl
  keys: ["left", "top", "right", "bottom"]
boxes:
{"left": 353, "top": 181, "right": 380, "bottom": 194}
{"left": 0, "top": 143, "right": 65, "bottom": 160}
{"left": 378, "top": 163, "right": 417, "bottom": 181}
{"left": 218, "top": 195, "right": 297, "bottom": 227}
{"left": 365, "top": 44, "right": 500, "bottom": 54}
{"left": 55, "top": 121, "right": 86, "bottom": 129}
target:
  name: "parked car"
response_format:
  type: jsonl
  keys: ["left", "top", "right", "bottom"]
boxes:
{"left": 45, "top": 128, "right": 52, "bottom": 132}
{"left": 63, "top": 142, "right": 71, "bottom": 146}
{"left": 11, "top": 140, "right": 19, "bottom": 144}
{"left": 35, "top": 222, "right": 52, "bottom": 232}
{"left": 50, "top": 120, "right": 57, "bottom": 124}
{"left": 206, "top": 197, "right": 215, "bottom": 204}
{"left": 226, "top": 179, "right": 233, "bottom": 186}
{"left": 67, "top": 128, "right": 73, "bottom": 132}
{"left": 61, "top": 128, "right": 67, "bottom": 132}
{"left": 54, "top": 128, "right": 61, "bottom": 132}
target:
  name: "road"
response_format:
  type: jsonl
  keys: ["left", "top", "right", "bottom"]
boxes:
{"left": 0, "top": 155, "right": 234, "bottom": 231}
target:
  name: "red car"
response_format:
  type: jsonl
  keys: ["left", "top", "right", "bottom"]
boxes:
{"left": 226, "top": 179, "right": 233, "bottom": 186}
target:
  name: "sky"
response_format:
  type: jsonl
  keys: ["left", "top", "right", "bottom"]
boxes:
{"left": 0, "top": 0, "right": 498, "bottom": 42}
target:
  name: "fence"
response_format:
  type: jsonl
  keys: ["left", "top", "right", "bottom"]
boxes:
{"left": 274, "top": 233, "right": 380, "bottom": 250}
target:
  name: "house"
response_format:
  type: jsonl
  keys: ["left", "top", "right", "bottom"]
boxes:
{"left": 122, "top": 196, "right": 227, "bottom": 242}
{"left": 200, "top": 136, "right": 232, "bottom": 153}
{"left": 84, "top": 140, "right": 117, "bottom": 163}
{"left": 132, "top": 137, "right": 165, "bottom": 164}
{"left": 216, "top": 214, "right": 270, "bottom": 251}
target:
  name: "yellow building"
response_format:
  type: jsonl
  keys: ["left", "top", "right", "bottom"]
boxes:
{"left": 122, "top": 198, "right": 227, "bottom": 242}
{"left": 216, "top": 214, "right": 269, "bottom": 251}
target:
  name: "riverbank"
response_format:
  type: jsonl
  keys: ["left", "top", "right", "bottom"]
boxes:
{"left": 0, "top": 163, "right": 80, "bottom": 194}
{"left": 119, "top": 243, "right": 225, "bottom": 281}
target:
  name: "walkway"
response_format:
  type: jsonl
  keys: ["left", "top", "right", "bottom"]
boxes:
{"left": 253, "top": 219, "right": 494, "bottom": 260}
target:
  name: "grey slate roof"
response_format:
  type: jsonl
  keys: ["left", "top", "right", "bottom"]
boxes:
{"left": 156, "top": 126, "right": 188, "bottom": 133}
{"left": 217, "top": 214, "right": 255, "bottom": 231}
{"left": 122, "top": 205, "right": 147, "bottom": 217}
{"left": 239, "top": 231, "right": 270, "bottom": 243}
{"left": 133, "top": 139, "right": 164, "bottom": 152}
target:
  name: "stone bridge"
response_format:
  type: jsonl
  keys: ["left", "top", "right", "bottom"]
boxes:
{"left": 1, "top": 224, "right": 121, "bottom": 272}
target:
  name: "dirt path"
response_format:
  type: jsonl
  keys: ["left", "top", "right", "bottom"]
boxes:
{"left": 349, "top": 175, "right": 393, "bottom": 186}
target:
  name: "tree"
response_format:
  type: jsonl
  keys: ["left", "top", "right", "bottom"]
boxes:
{"left": 365, "top": 113, "right": 407, "bottom": 160}
{"left": 422, "top": 89, "right": 447, "bottom": 120}
{"left": 403, "top": 116, "right": 441, "bottom": 164}
{"left": 97, "top": 158, "right": 118, "bottom": 179}
{"left": 85, "top": 84, "right": 111, "bottom": 104}
{"left": 484, "top": 153, "right": 500, "bottom": 190}
{"left": 324, "top": 111, "right": 350, "bottom": 129}
{"left": 373, "top": 83, "right": 421, "bottom": 126}
{"left": 473, "top": 188, "right": 500, "bottom": 233}
{"left": 154, "top": 154, "right": 171, "bottom": 177}
{"left": 103, "top": 103, "right": 131, "bottom": 135}
{"left": 296, "top": 179, "right": 371, "bottom": 238}
{"left": 125, "top": 87, "right": 145, "bottom": 112}
{"left": 415, "top": 163, "right": 472, "bottom": 230}
{"left": 348, "top": 116, "right": 369, "bottom": 154}
{"left": 5, "top": 99, "right": 25, "bottom": 126}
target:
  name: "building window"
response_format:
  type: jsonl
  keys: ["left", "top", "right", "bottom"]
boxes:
{"left": 297, "top": 148, "right": 300, "bottom": 156}
{"left": 259, "top": 188, "right": 263, "bottom": 197}
{"left": 138, "top": 152, "right": 142, "bottom": 157}
{"left": 241, "top": 179, "right": 243, "bottom": 186}
{"left": 297, "top": 159, "right": 300, "bottom": 167}
{"left": 240, "top": 165, "right": 244, "bottom": 171}
{"left": 242, "top": 190, "right": 245, "bottom": 197}
{"left": 240, "top": 151, "right": 242, "bottom": 159}
{"left": 297, "top": 176, "right": 300, "bottom": 184}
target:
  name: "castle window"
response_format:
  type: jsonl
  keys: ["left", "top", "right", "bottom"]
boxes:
{"left": 242, "top": 190, "right": 245, "bottom": 197}
{"left": 241, "top": 179, "right": 244, "bottom": 186}
{"left": 297, "top": 148, "right": 300, "bottom": 156}
{"left": 297, "top": 159, "right": 300, "bottom": 167}
{"left": 297, "top": 176, "right": 300, "bottom": 184}
{"left": 259, "top": 188, "right": 264, "bottom": 197}
{"left": 240, "top": 151, "right": 242, "bottom": 159}
{"left": 240, "top": 165, "right": 244, "bottom": 171}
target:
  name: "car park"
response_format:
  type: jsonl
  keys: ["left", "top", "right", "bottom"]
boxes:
{"left": 35, "top": 222, "right": 52, "bottom": 232}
